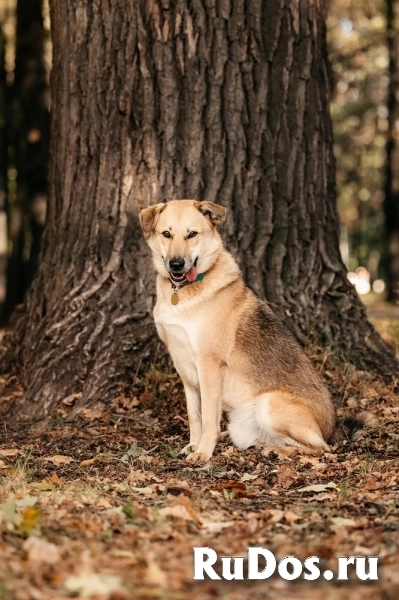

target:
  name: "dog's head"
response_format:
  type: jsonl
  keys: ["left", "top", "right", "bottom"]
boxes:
{"left": 139, "top": 199, "right": 226, "bottom": 283}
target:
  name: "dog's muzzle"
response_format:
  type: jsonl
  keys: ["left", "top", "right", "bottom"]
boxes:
{"left": 168, "top": 256, "right": 187, "bottom": 282}
{"left": 168, "top": 256, "right": 198, "bottom": 283}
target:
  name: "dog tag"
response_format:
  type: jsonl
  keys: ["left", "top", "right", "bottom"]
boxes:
{"left": 171, "top": 292, "right": 179, "bottom": 305}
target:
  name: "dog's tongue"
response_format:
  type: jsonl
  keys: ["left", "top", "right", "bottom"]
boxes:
{"left": 185, "top": 265, "right": 198, "bottom": 283}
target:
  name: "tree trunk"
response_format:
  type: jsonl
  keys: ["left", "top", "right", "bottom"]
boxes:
{"left": 384, "top": 0, "right": 399, "bottom": 304}
{"left": 0, "top": 23, "right": 7, "bottom": 311}
{"left": 1, "top": 0, "right": 50, "bottom": 324}
{"left": 1, "top": 0, "right": 397, "bottom": 425}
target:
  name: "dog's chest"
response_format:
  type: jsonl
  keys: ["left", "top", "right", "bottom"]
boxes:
{"left": 154, "top": 304, "right": 201, "bottom": 354}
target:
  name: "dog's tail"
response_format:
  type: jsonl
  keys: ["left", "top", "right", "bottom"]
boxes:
{"left": 329, "top": 412, "right": 377, "bottom": 444}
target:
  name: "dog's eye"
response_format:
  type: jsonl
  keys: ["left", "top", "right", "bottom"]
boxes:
{"left": 162, "top": 231, "right": 171, "bottom": 238}
{"left": 188, "top": 231, "right": 198, "bottom": 239}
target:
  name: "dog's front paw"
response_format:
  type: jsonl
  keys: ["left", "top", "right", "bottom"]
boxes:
{"left": 186, "top": 451, "right": 212, "bottom": 464}
{"left": 179, "top": 443, "right": 197, "bottom": 456}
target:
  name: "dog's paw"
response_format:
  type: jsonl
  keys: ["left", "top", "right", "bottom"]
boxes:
{"left": 179, "top": 444, "right": 197, "bottom": 456}
{"left": 186, "top": 451, "right": 212, "bottom": 464}
{"left": 262, "top": 445, "right": 325, "bottom": 459}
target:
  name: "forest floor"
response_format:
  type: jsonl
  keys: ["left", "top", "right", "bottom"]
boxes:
{"left": 0, "top": 305, "right": 398, "bottom": 600}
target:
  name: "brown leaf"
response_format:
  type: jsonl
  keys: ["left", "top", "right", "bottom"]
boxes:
{"left": 49, "top": 472, "right": 63, "bottom": 485}
{"left": 43, "top": 455, "right": 74, "bottom": 465}
{"left": 284, "top": 510, "right": 301, "bottom": 523}
{"left": 79, "top": 458, "right": 96, "bottom": 467}
{"left": 0, "top": 448, "right": 21, "bottom": 457}
{"left": 277, "top": 464, "right": 297, "bottom": 489}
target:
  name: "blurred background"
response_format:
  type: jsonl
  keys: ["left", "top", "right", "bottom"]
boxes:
{"left": 0, "top": 0, "right": 398, "bottom": 327}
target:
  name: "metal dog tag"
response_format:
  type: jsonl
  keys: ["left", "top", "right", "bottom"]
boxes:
{"left": 171, "top": 291, "right": 179, "bottom": 305}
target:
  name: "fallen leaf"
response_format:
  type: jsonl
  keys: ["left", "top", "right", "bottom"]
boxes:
{"left": 239, "top": 473, "right": 259, "bottom": 482}
{"left": 330, "top": 517, "right": 357, "bottom": 527}
{"left": 145, "top": 560, "right": 167, "bottom": 588}
{"left": 0, "top": 448, "right": 21, "bottom": 457}
{"left": 43, "top": 455, "right": 74, "bottom": 465}
{"left": 79, "top": 458, "right": 96, "bottom": 467}
{"left": 201, "top": 520, "right": 235, "bottom": 533}
{"left": 0, "top": 495, "right": 21, "bottom": 528}
{"left": 212, "top": 481, "right": 254, "bottom": 498}
{"left": 15, "top": 496, "right": 38, "bottom": 508}
{"left": 298, "top": 456, "right": 324, "bottom": 468}
{"left": 97, "top": 498, "right": 113, "bottom": 509}
{"left": 20, "top": 507, "right": 40, "bottom": 532}
{"left": 31, "top": 480, "right": 54, "bottom": 491}
{"left": 64, "top": 574, "right": 124, "bottom": 598}
{"left": 158, "top": 505, "right": 195, "bottom": 521}
{"left": 49, "top": 472, "right": 63, "bottom": 485}
{"left": 23, "top": 536, "right": 61, "bottom": 564}
{"left": 62, "top": 392, "right": 82, "bottom": 405}
{"left": 267, "top": 509, "right": 285, "bottom": 523}
{"left": 284, "top": 510, "right": 301, "bottom": 523}
{"left": 296, "top": 482, "right": 337, "bottom": 493}
{"left": 277, "top": 464, "right": 297, "bottom": 489}
{"left": 131, "top": 486, "right": 154, "bottom": 495}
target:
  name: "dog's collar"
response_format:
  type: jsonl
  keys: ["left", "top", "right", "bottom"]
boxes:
{"left": 169, "top": 272, "right": 205, "bottom": 291}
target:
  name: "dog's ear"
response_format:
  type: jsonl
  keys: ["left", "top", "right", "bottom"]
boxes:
{"left": 194, "top": 200, "right": 226, "bottom": 226}
{"left": 139, "top": 203, "right": 167, "bottom": 238}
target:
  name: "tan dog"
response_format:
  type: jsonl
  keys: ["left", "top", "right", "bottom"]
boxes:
{"left": 140, "top": 199, "right": 361, "bottom": 463}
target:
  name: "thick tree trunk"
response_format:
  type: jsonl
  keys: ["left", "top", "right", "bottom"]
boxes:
{"left": 1, "top": 0, "right": 397, "bottom": 424}
{"left": 1, "top": 0, "right": 50, "bottom": 324}
{"left": 384, "top": 0, "right": 399, "bottom": 304}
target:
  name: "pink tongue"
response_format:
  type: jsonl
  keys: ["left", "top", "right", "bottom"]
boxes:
{"left": 185, "top": 265, "right": 198, "bottom": 282}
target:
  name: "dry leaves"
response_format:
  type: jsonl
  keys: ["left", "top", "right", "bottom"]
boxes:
{"left": 0, "top": 360, "right": 399, "bottom": 599}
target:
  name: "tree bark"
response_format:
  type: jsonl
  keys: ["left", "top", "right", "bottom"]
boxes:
{"left": 384, "top": 0, "right": 399, "bottom": 304}
{"left": 1, "top": 0, "right": 397, "bottom": 424}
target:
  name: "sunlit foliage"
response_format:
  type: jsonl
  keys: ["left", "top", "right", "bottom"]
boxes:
{"left": 328, "top": 0, "right": 388, "bottom": 278}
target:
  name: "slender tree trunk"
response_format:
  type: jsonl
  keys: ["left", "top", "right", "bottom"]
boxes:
{"left": 0, "top": 24, "right": 7, "bottom": 311}
{"left": 1, "top": 0, "right": 397, "bottom": 425}
{"left": 384, "top": 0, "right": 399, "bottom": 304}
{"left": 1, "top": 0, "right": 49, "bottom": 324}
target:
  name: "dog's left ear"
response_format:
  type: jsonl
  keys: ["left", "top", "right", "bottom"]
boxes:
{"left": 139, "top": 203, "right": 166, "bottom": 239}
{"left": 194, "top": 200, "right": 226, "bottom": 226}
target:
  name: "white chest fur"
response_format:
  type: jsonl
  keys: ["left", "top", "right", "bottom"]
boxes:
{"left": 154, "top": 300, "right": 202, "bottom": 388}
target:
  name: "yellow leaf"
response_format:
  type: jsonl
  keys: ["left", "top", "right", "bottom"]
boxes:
{"left": 20, "top": 507, "right": 40, "bottom": 532}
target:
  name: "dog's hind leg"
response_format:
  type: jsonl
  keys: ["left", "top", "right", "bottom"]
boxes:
{"left": 255, "top": 392, "right": 330, "bottom": 451}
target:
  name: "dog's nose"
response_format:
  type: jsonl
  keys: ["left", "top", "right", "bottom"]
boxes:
{"left": 169, "top": 257, "right": 185, "bottom": 272}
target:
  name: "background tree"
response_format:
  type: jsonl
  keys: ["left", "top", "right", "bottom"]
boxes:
{"left": 384, "top": 0, "right": 399, "bottom": 303}
{"left": 1, "top": 0, "right": 397, "bottom": 425}
{"left": 0, "top": 0, "right": 50, "bottom": 324}
{"left": 328, "top": 0, "right": 388, "bottom": 277}
{"left": 0, "top": 5, "right": 11, "bottom": 313}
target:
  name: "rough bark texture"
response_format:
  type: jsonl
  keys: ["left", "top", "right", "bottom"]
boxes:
{"left": 1, "top": 0, "right": 50, "bottom": 324}
{"left": 384, "top": 0, "right": 399, "bottom": 304}
{"left": 1, "top": 0, "right": 397, "bottom": 424}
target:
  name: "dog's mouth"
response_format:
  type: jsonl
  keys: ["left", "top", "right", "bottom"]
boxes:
{"left": 169, "top": 258, "right": 199, "bottom": 284}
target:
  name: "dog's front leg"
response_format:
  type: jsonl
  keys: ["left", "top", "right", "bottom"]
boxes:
{"left": 179, "top": 383, "right": 202, "bottom": 455}
{"left": 186, "top": 357, "right": 222, "bottom": 464}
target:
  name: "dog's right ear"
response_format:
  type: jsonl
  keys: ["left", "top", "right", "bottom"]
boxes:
{"left": 139, "top": 203, "right": 166, "bottom": 239}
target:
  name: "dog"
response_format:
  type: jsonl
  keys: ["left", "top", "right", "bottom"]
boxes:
{"left": 140, "top": 199, "right": 368, "bottom": 463}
